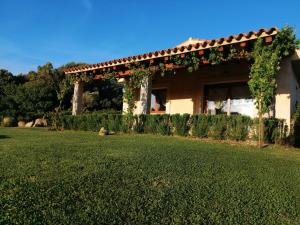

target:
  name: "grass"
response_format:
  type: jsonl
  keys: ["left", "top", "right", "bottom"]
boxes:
{"left": 0, "top": 128, "right": 300, "bottom": 225}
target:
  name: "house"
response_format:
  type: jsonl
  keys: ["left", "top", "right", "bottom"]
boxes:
{"left": 64, "top": 27, "right": 300, "bottom": 128}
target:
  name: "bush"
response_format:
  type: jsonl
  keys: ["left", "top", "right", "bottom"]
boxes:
{"left": 252, "top": 118, "right": 287, "bottom": 144}
{"left": 133, "top": 114, "right": 146, "bottom": 133}
{"left": 157, "top": 115, "right": 171, "bottom": 136}
{"left": 107, "top": 114, "right": 122, "bottom": 132}
{"left": 49, "top": 112, "right": 288, "bottom": 144}
{"left": 294, "top": 124, "right": 300, "bottom": 147}
{"left": 292, "top": 104, "right": 300, "bottom": 147}
{"left": 171, "top": 114, "right": 190, "bottom": 136}
{"left": 48, "top": 112, "right": 121, "bottom": 132}
{"left": 191, "top": 115, "right": 211, "bottom": 138}
{"left": 144, "top": 115, "right": 171, "bottom": 135}
{"left": 121, "top": 114, "right": 133, "bottom": 133}
{"left": 208, "top": 115, "right": 228, "bottom": 139}
{"left": 191, "top": 115, "right": 252, "bottom": 141}
{"left": 226, "top": 116, "right": 252, "bottom": 141}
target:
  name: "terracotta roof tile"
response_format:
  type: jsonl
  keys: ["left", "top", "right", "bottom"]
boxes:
{"left": 64, "top": 27, "right": 279, "bottom": 73}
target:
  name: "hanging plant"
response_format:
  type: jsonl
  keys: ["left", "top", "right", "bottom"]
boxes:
{"left": 208, "top": 48, "right": 224, "bottom": 65}
{"left": 227, "top": 46, "right": 251, "bottom": 61}
{"left": 170, "top": 52, "right": 201, "bottom": 73}
{"left": 68, "top": 71, "right": 94, "bottom": 85}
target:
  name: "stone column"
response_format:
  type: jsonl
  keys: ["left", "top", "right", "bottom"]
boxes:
{"left": 72, "top": 80, "right": 84, "bottom": 115}
{"left": 117, "top": 78, "right": 129, "bottom": 114}
{"left": 139, "top": 76, "right": 152, "bottom": 114}
{"left": 227, "top": 98, "right": 231, "bottom": 116}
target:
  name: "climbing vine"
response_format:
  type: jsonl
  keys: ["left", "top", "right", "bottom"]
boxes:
{"left": 123, "top": 63, "right": 152, "bottom": 115}
{"left": 68, "top": 71, "right": 94, "bottom": 84}
{"left": 248, "top": 26, "right": 299, "bottom": 147}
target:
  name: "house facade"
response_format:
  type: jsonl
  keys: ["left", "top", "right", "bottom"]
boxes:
{"left": 64, "top": 27, "right": 300, "bottom": 128}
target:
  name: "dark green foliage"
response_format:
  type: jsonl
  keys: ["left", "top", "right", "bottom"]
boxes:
{"left": 191, "top": 115, "right": 253, "bottom": 141}
{"left": 294, "top": 124, "right": 300, "bottom": 148}
{"left": 251, "top": 118, "right": 287, "bottom": 144}
{"left": 0, "top": 70, "right": 21, "bottom": 118}
{"left": 121, "top": 114, "right": 133, "bottom": 133}
{"left": 133, "top": 114, "right": 146, "bottom": 133}
{"left": 157, "top": 115, "right": 171, "bottom": 135}
{"left": 208, "top": 115, "right": 228, "bottom": 139}
{"left": 0, "top": 63, "right": 123, "bottom": 122}
{"left": 83, "top": 79, "right": 123, "bottom": 111}
{"left": 1, "top": 128, "right": 300, "bottom": 224}
{"left": 226, "top": 116, "right": 252, "bottom": 141}
{"left": 171, "top": 114, "right": 190, "bottom": 136}
{"left": 190, "top": 115, "right": 211, "bottom": 138}
{"left": 107, "top": 114, "right": 122, "bottom": 132}
{"left": 293, "top": 105, "right": 300, "bottom": 147}
{"left": 144, "top": 114, "right": 171, "bottom": 135}
{"left": 16, "top": 79, "right": 59, "bottom": 114}
{"left": 51, "top": 113, "right": 287, "bottom": 144}
{"left": 49, "top": 112, "right": 122, "bottom": 132}
{"left": 263, "top": 118, "right": 287, "bottom": 144}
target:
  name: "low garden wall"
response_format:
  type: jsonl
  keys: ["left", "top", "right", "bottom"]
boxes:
{"left": 48, "top": 113, "right": 287, "bottom": 144}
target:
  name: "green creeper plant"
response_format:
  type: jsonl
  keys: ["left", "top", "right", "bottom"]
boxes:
{"left": 248, "top": 26, "right": 299, "bottom": 147}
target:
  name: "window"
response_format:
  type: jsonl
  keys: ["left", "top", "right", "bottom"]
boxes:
{"left": 204, "top": 82, "right": 256, "bottom": 117}
{"left": 151, "top": 89, "right": 167, "bottom": 113}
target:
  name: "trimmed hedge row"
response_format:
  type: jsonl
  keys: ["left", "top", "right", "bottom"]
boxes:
{"left": 48, "top": 113, "right": 287, "bottom": 143}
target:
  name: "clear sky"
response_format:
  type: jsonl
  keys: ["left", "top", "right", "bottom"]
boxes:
{"left": 1, "top": 0, "right": 300, "bottom": 74}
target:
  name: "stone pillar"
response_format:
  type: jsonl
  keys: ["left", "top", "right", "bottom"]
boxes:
{"left": 139, "top": 76, "right": 152, "bottom": 114}
{"left": 122, "top": 90, "right": 129, "bottom": 114}
{"left": 227, "top": 98, "right": 231, "bottom": 116}
{"left": 117, "top": 78, "right": 129, "bottom": 114}
{"left": 72, "top": 81, "right": 84, "bottom": 115}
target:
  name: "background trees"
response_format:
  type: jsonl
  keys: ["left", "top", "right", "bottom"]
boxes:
{"left": 0, "top": 62, "right": 123, "bottom": 120}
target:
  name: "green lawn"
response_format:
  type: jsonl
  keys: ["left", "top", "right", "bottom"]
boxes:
{"left": 0, "top": 128, "right": 300, "bottom": 225}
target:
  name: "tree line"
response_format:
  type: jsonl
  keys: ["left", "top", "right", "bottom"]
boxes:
{"left": 0, "top": 62, "right": 123, "bottom": 121}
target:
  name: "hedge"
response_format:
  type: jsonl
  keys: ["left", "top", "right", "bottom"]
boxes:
{"left": 47, "top": 113, "right": 288, "bottom": 144}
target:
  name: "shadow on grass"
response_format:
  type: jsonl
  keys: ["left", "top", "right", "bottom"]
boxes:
{"left": 0, "top": 135, "right": 10, "bottom": 139}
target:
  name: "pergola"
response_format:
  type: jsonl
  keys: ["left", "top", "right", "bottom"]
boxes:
{"left": 64, "top": 27, "right": 279, "bottom": 115}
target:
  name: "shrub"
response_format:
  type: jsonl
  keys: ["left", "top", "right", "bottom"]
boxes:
{"left": 226, "top": 115, "right": 252, "bottom": 141}
{"left": 294, "top": 123, "right": 300, "bottom": 147}
{"left": 191, "top": 115, "right": 211, "bottom": 138}
{"left": 208, "top": 115, "right": 227, "bottom": 139}
{"left": 121, "top": 114, "right": 133, "bottom": 133}
{"left": 107, "top": 114, "right": 122, "bottom": 132}
{"left": 292, "top": 104, "right": 300, "bottom": 147}
{"left": 133, "top": 114, "right": 146, "bottom": 133}
{"left": 144, "top": 114, "right": 171, "bottom": 135}
{"left": 252, "top": 118, "right": 287, "bottom": 144}
{"left": 157, "top": 115, "right": 171, "bottom": 135}
{"left": 171, "top": 114, "right": 190, "bottom": 136}
{"left": 48, "top": 112, "right": 121, "bottom": 132}
{"left": 48, "top": 112, "right": 288, "bottom": 145}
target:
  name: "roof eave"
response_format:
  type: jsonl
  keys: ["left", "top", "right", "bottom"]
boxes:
{"left": 64, "top": 27, "right": 279, "bottom": 74}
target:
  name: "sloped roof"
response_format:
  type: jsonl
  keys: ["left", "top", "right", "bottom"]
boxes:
{"left": 176, "top": 37, "right": 207, "bottom": 47}
{"left": 64, "top": 27, "right": 278, "bottom": 74}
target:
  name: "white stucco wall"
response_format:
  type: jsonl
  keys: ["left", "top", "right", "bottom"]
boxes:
{"left": 275, "top": 50, "right": 300, "bottom": 127}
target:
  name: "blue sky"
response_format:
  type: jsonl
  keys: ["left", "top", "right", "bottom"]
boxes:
{"left": 1, "top": 0, "right": 300, "bottom": 74}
